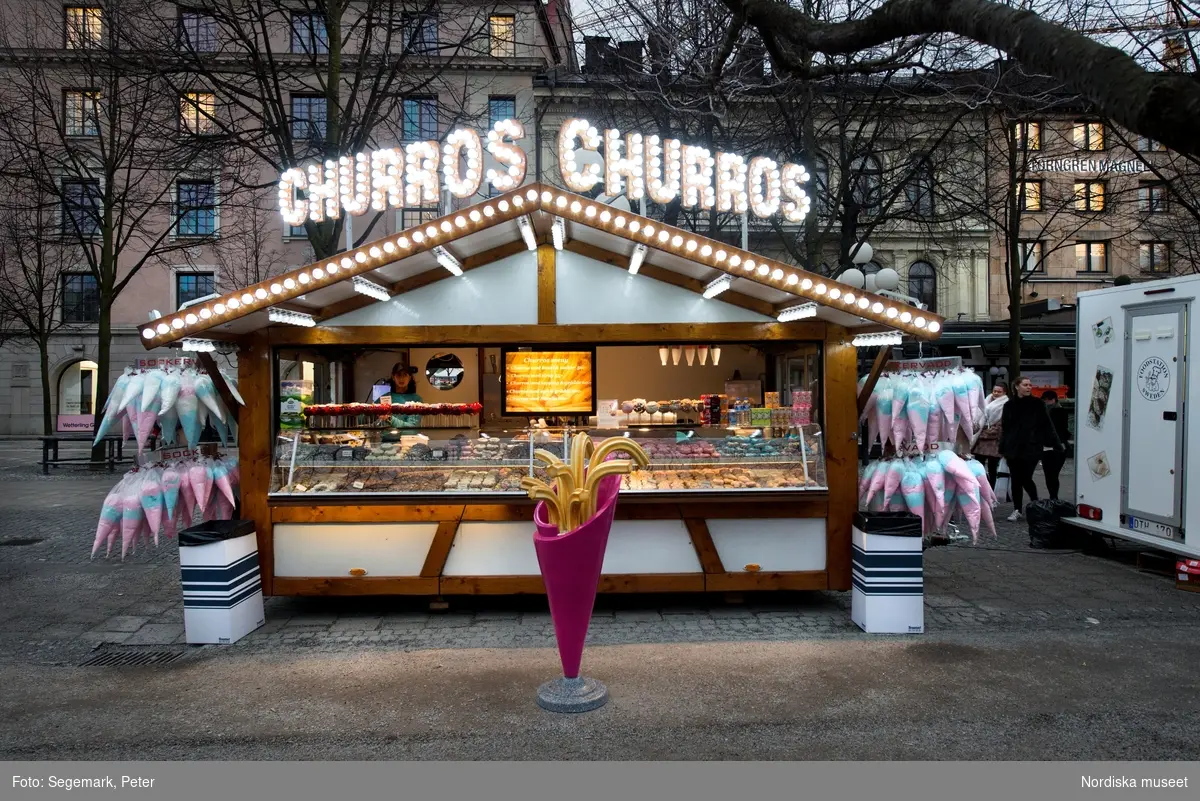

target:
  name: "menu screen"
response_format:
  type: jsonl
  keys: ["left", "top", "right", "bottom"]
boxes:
{"left": 503, "top": 349, "right": 595, "bottom": 414}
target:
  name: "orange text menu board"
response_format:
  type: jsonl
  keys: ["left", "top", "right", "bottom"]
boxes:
{"left": 503, "top": 350, "right": 594, "bottom": 414}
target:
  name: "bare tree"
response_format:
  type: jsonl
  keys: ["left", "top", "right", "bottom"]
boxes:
{"left": 716, "top": 0, "right": 1200, "bottom": 158}
{"left": 0, "top": 3, "right": 232, "bottom": 456}
{"left": 0, "top": 186, "right": 76, "bottom": 435}
{"left": 140, "top": 0, "right": 516, "bottom": 260}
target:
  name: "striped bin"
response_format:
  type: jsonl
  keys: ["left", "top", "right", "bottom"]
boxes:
{"left": 179, "top": 520, "right": 265, "bottom": 645}
{"left": 850, "top": 512, "right": 924, "bottom": 634}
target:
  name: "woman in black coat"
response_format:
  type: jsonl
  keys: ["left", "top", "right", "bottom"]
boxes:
{"left": 1000, "top": 376, "right": 1064, "bottom": 521}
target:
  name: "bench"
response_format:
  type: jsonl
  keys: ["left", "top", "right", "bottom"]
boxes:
{"left": 38, "top": 434, "right": 156, "bottom": 475}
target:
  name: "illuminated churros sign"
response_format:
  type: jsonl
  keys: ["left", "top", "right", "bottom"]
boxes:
{"left": 278, "top": 118, "right": 813, "bottom": 226}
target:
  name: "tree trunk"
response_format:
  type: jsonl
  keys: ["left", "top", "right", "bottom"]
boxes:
{"left": 90, "top": 297, "right": 113, "bottom": 464}
{"left": 38, "top": 337, "right": 52, "bottom": 436}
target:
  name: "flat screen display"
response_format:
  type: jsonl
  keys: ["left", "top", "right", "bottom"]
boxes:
{"left": 502, "top": 348, "right": 596, "bottom": 415}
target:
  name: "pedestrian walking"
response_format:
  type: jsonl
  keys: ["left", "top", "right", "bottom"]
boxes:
{"left": 971, "top": 380, "right": 1008, "bottom": 487}
{"left": 1000, "top": 376, "right": 1064, "bottom": 521}
{"left": 1040, "top": 390, "right": 1071, "bottom": 500}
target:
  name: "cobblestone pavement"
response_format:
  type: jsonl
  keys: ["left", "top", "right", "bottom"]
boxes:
{"left": 2, "top": 456, "right": 1198, "bottom": 669}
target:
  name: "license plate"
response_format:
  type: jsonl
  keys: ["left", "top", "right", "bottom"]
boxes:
{"left": 1127, "top": 515, "right": 1178, "bottom": 540}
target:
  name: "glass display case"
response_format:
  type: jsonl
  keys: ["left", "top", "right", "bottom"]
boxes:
{"left": 269, "top": 424, "right": 827, "bottom": 496}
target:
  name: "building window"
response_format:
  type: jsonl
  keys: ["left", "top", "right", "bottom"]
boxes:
{"left": 1013, "top": 121, "right": 1041, "bottom": 151}
{"left": 1073, "top": 121, "right": 1105, "bottom": 151}
{"left": 62, "top": 180, "right": 100, "bottom": 236}
{"left": 1139, "top": 181, "right": 1169, "bottom": 213}
{"left": 1019, "top": 240, "right": 1044, "bottom": 273}
{"left": 180, "top": 92, "right": 216, "bottom": 134}
{"left": 61, "top": 274, "right": 99, "bottom": 323}
{"left": 176, "top": 271, "right": 215, "bottom": 306}
{"left": 65, "top": 7, "right": 102, "bottom": 49}
{"left": 1074, "top": 180, "right": 1106, "bottom": 212}
{"left": 907, "top": 261, "right": 937, "bottom": 311}
{"left": 180, "top": 11, "right": 217, "bottom": 52}
{"left": 849, "top": 154, "right": 882, "bottom": 211}
{"left": 905, "top": 157, "right": 934, "bottom": 218}
{"left": 399, "top": 208, "right": 439, "bottom": 229}
{"left": 291, "top": 13, "right": 328, "bottom": 54}
{"left": 1138, "top": 136, "right": 1166, "bottom": 153}
{"left": 400, "top": 13, "right": 438, "bottom": 53}
{"left": 1139, "top": 242, "right": 1171, "bottom": 274}
{"left": 1075, "top": 241, "right": 1108, "bottom": 273}
{"left": 402, "top": 97, "right": 438, "bottom": 141}
{"left": 291, "top": 95, "right": 327, "bottom": 144}
{"left": 1018, "top": 180, "right": 1042, "bottom": 212}
{"left": 65, "top": 91, "right": 100, "bottom": 137}
{"left": 176, "top": 181, "right": 216, "bottom": 237}
{"left": 488, "top": 96, "right": 515, "bottom": 128}
{"left": 489, "top": 15, "right": 516, "bottom": 58}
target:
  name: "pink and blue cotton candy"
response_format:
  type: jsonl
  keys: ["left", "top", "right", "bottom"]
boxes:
{"left": 905, "top": 382, "right": 931, "bottom": 453}
{"left": 890, "top": 377, "right": 911, "bottom": 448}
{"left": 900, "top": 463, "right": 926, "bottom": 532}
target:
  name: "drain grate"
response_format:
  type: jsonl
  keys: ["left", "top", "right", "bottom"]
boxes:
{"left": 0, "top": 537, "right": 43, "bottom": 547}
{"left": 80, "top": 649, "right": 185, "bottom": 667}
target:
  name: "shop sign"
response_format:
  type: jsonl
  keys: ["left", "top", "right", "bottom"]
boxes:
{"left": 137, "top": 357, "right": 197, "bottom": 369}
{"left": 56, "top": 414, "right": 94, "bottom": 433}
{"left": 1027, "top": 158, "right": 1148, "bottom": 174}
{"left": 278, "top": 119, "right": 813, "bottom": 227}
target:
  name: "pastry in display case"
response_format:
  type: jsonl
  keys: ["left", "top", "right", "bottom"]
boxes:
{"left": 270, "top": 423, "right": 827, "bottom": 496}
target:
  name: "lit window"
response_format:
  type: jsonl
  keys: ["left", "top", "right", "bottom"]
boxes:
{"left": 62, "top": 180, "right": 101, "bottom": 236}
{"left": 180, "top": 11, "right": 217, "bottom": 52}
{"left": 1018, "top": 181, "right": 1042, "bottom": 212}
{"left": 181, "top": 92, "right": 216, "bottom": 134}
{"left": 65, "top": 91, "right": 100, "bottom": 136}
{"left": 291, "top": 13, "right": 328, "bottom": 54}
{"left": 1139, "top": 242, "right": 1170, "bottom": 273}
{"left": 176, "top": 181, "right": 217, "bottom": 237}
{"left": 1013, "top": 121, "right": 1041, "bottom": 151}
{"left": 177, "top": 272, "right": 215, "bottom": 306}
{"left": 1074, "top": 181, "right": 1106, "bottom": 212}
{"left": 1139, "top": 182, "right": 1168, "bottom": 213}
{"left": 1019, "top": 240, "right": 1044, "bottom": 273}
{"left": 1073, "top": 121, "right": 1105, "bottom": 151}
{"left": 61, "top": 274, "right": 99, "bottom": 323}
{"left": 65, "top": 7, "right": 102, "bottom": 49}
{"left": 489, "top": 15, "right": 516, "bottom": 58}
{"left": 1075, "top": 241, "right": 1107, "bottom": 273}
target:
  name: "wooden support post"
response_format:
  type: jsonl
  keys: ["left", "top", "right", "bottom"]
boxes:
{"left": 537, "top": 243, "right": 556, "bottom": 325}
{"left": 856, "top": 345, "right": 891, "bottom": 419}
{"left": 824, "top": 326, "right": 858, "bottom": 592}
{"left": 196, "top": 352, "right": 240, "bottom": 425}
{"left": 238, "top": 331, "right": 274, "bottom": 595}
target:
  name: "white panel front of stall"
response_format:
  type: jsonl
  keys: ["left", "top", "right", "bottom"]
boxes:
{"left": 443, "top": 521, "right": 540, "bottom": 576}
{"left": 274, "top": 523, "right": 438, "bottom": 577}
{"left": 556, "top": 250, "right": 772, "bottom": 324}
{"left": 602, "top": 520, "right": 702, "bottom": 574}
{"left": 706, "top": 518, "right": 827, "bottom": 572}
{"left": 322, "top": 252, "right": 538, "bottom": 326}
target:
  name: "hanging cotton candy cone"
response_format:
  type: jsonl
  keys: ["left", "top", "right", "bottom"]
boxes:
{"left": 139, "top": 467, "right": 165, "bottom": 540}
{"left": 136, "top": 398, "right": 161, "bottom": 456}
{"left": 177, "top": 380, "right": 201, "bottom": 447}
{"left": 140, "top": 369, "right": 163, "bottom": 412}
{"left": 178, "top": 468, "right": 197, "bottom": 522}
{"left": 162, "top": 508, "right": 179, "bottom": 539}
{"left": 214, "top": 460, "right": 236, "bottom": 506}
{"left": 121, "top": 412, "right": 134, "bottom": 442}
{"left": 119, "top": 493, "right": 143, "bottom": 561}
{"left": 195, "top": 373, "right": 225, "bottom": 423}
{"left": 118, "top": 372, "right": 144, "bottom": 412}
{"left": 94, "top": 370, "right": 132, "bottom": 444}
{"left": 158, "top": 369, "right": 182, "bottom": 416}
{"left": 158, "top": 405, "right": 180, "bottom": 446}
{"left": 93, "top": 483, "right": 124, "bottom": 558}
{"left": 188, "top": 462, "right": 212, "bottom": 516}
{"left": 161, "top": 465, "right": 182, "bottom": 520}
{"left": 211, "top": 412, "right": 230, "bottom": 447}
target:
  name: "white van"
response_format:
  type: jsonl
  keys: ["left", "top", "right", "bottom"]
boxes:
{"left": 1070, "top": 275, "right": 1196, "bottom": 557}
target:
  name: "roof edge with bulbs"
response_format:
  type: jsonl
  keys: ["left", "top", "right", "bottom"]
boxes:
{"left": 140, "top": 182, "right": 945, "bottom": 349}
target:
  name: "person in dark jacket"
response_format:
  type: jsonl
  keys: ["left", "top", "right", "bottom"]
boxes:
{"left": 1040, "top": 390, "right": 1071, "bottom": 500}
{"left": 1000, "top": 376, "right": 1064, "bottom": 520}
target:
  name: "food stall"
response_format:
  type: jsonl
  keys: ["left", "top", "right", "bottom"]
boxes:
{"left": 139, "top": 182, "right": 943, "bottom": 598}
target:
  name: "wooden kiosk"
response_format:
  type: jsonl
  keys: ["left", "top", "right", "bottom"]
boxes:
{"left": 140, "top": 183, "right": 943, "bottom": 598}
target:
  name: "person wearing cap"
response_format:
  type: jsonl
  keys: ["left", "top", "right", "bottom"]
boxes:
{"left": 388, "top": 362, "right": 422, "bottom": 428}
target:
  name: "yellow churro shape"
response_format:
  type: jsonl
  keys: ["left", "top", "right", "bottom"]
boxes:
{"left": 582, "top": 460, "right": 635, "bottom": 520}
{"left": 589, "top": 438, "right": 650, "bottom": 470}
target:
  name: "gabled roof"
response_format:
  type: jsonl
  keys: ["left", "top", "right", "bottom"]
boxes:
{"left": 140, "top": 182, "right": 943, "bottom": 349}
